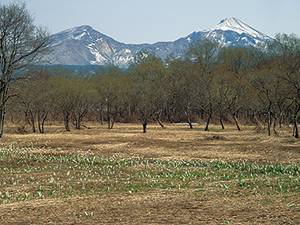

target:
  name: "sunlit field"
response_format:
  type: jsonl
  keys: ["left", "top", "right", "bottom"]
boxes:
{"left": 0, "top": 122, "right": 299, "bottom": 224}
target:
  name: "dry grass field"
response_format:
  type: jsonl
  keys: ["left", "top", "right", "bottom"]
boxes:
{"left": 0, "top": 122, "right": 299, "bottom": 224}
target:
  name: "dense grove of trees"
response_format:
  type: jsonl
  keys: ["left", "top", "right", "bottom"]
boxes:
{"left": 5, "top": 33, "right": 300, "bottom": 137}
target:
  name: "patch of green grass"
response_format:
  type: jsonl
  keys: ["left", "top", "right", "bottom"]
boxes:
{"left": 0, "top": 145, "right": 299, "bottom": 205}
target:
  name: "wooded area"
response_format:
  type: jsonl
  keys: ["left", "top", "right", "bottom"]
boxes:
{"left": 5, "top": 33, "right": 300, "bottom": 137}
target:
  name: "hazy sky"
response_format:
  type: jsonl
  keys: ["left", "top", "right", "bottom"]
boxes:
{"left": 1, "top": 0, "right": 300, "bottom": 44}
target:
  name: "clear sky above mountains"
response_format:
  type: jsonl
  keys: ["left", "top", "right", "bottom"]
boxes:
{"left": 1, "top": 0, "right": 299, "bottom": 44}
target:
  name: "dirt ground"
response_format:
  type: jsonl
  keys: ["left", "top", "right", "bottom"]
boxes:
{"left": 3, "top": 122, "right": 300, "bottom": 163}
{"left": 0, "top": 122, "right": 299, "bottom": 224}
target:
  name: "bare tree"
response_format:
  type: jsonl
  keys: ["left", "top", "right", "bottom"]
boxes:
{"left": 186, "top": 39, "right": 220, "bottom": 131}
{"left": 266, "top": 33, "right": 300, "bottom": 138}
{"left": 0, "top": 2, "right": 51, "bottom": 137}
{"left": 131, "top": 50, "right": 168, "bottom": 133}
{"left": 167, "top": 57, "right": 197, "bottom": 129}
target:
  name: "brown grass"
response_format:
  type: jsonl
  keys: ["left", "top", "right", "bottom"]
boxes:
{"left": 0, "top": 122, "right": 299, "bottom": 224}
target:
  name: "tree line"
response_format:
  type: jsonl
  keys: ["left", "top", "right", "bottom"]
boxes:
{"left": 2, "top": 2, "right": 299, "bottom": 138}
{"left": 4, "top": 32, "right": 300, "bottom": 138}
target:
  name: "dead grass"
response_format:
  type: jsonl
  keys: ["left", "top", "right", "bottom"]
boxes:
{"left": 0, "top": 122, "right": 299, "bottom": 224}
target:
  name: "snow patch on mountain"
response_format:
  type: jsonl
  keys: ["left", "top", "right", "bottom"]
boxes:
{"left": 205, "top": 17, "right": 267, "bottom": 39}
{"left": 73, "top": 32, "right": 86, "bottom": 40}
{"left": 45, "top": 18, "right": 272, "bottom": 68}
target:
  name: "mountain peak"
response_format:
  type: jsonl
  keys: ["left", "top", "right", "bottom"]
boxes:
{"left": 218, "top": 17, "right": 240, "bottom": 25}
{"left": 47, "top": 17, "right": 272, "bottom": 68}
{"left": 54, "top": 25, "right": 110, "bottom": 42}
{"left": 205, "top": 17, "right": 267, "bottom": 39}
{"left": 62, "top": 25, "right": 94, "bottom": 33}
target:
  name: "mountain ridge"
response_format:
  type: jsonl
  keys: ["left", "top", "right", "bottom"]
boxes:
{"left": 45, "top": 17, "right": 272, "bottom": 68}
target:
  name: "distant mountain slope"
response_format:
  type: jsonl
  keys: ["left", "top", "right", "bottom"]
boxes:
{"left": 45, "top": 17, "right": 272, "bottom": 68}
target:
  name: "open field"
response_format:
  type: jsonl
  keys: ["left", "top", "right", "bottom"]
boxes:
{"left": 0, "top": 122, "right": 299, "bottom": 224}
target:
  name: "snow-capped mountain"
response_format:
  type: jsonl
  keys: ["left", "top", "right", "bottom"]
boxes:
{"left": 205, "top": 17, "right": 266, "bottom": 38}
{"left": 188, "top": 17, "right": 270, "bottom": 46}
{"left": 45, "top": 17, "right": 272, "bottom": 68}
{"left": 46, "top": 25, "right": 135, "bottom": 68}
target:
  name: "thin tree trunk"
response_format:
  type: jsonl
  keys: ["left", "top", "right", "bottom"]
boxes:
{"left": 107, "top": 102, "right": 111, "bottom": 129}
{"left": 273, "top": 118, "right": 278, "bottom": 135}
{"left": 232, "top": 114, "right": 241, "bottom": 131}
{"left": 294, "top": 116, "right": 299, "bottom": 138}
{"left": 100, "top": 109, "right": 104, "bottom": 125}
{"left": 110, "top": 112, "right": 118, "bottom": 129}
{"left": 29, "top": 111, "right": 36, "bottom": 133}
{"left": 110, "top": 119, "right": 115, "bottom": 129}
{"left": 0, "top": 106, "right": 5, "bottom": 138}
{"left": 41, "top": 119, "right": 45, "bottom": 134}
{"left": 75, "top": 119, "right": 81, "bottom": 130}
{"left": 99, "top": 105, "right": 104, "bottom": 125}
{"left": 186, "top": 105, "right": 193, "bottom": 129}
{"left": 143, "top": 122, "right": 147, "bottom": 133}
{"left": 0, "top": 85, "right": 7, "bottom": 138}
{"left": 38, "top": 111, "right": 47, "bottom": 133}
{"left": 279, "top": 113, "right": 283, "bottom": 129}
{"left": 155, "top": 114, "right": 165, "bottom": 129}
{"left": 187, "top": 113, "right": 193, "bottom": 129}
{"left": 38, "top": 112, "right": 42, "bottom": 133}
{"left": 64, "top": 113, "right": 70, "bottom": 132}
{"left": 267, "top": 111, "right": 272, "bottom": 136}
{"left": 107, "top": 115, "right": 111, "bottom": 129}
{"left": 157, "top": 117, "right": 165, "bottom": 129}
{"left": 220, "top": 116, "right": 225, "bottom": 130}
{"left": 205, "top": 113, "right": 212, "bottom": 131}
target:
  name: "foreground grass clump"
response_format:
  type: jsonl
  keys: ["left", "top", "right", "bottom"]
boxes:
{"left": 0, "top": 145, "right": 299, "bottom": 205}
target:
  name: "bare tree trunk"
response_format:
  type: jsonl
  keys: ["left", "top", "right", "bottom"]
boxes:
{"left": 110, "top": 112, "right": 119, "bottom": 129}
{"left": 294, "top": 116, "right": 299, "bottom": 138}
{"left": 101, "top": 111, "right": 104, "bottom": 125}
{"left": 187, "top": 113, "right": 193, "bottom": 129}
{"left": 107, "top": 102, "right": 111, "bottom": 129}
{"left": 143, "top": 122, "right": 147, "bottom": 133}
{"left": 75, "top": 119, "right": 81, "bottom": 130}
{"left": 110, "top": 113, "right": 116, "bottom": 129}
{"left": 40, "top": 117, "right": 46, "bottom": 134}
{"left": 205, "top": 113, "right": 212, "bottom": 131}
{"left": 273, "top": 118, "right": 278, "bottom": 135}
{"left": 186, "top": 105, "right": 193, "bottom": 129}
{"left": 0, "top": 88, "right": 6, "bottom": 137}
{"left": 267, "top": 111, "right": 272, "bottom": 136}
{"left": 110, "top": 119, "right": 115, "bottom": 129}
{"left": 0, "top": 106, "right": 5, "bottom": 138}
{"left": 107, "top": 115, "right": 111, "bottom": 129}
{"left": 155, "top": 114, "right": 165, "bottom": 129}
{"left": 63, "top": 112, "right": 71, "bottom": 132}
{"left": 29, "top": 111, "right": 36, "bottom": 133}
{"left": 292, "top": 101, "right": 299, "bottom": 138}
{"left": 99, "top": 105, "right": 104, "bottom": 125}
{"left": 279, "top": 113, "right": 283, "bottom": 129}
{"left": 232, "top": 114, "right": 241, "bottom": 131}
{"left": 37, "top": 112, "right": 43, "bottom": 133}
{"left": 157, "top": 117, "right": 165, "bottom": 129}
{"left": 220, "top": 116, "right": 225, "bottom": 130}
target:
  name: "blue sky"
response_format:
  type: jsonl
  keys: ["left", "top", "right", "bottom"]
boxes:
{"left": 1, "top": 0, "right": 300, "bottom": 44}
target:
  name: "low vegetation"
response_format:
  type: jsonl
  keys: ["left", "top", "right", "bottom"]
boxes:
{"left": 0, "top": 123, "right": 299, "bottom": 224}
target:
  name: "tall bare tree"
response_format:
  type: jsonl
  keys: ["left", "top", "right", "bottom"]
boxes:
{"left": 186, "top": 39, "right": 220, "bottom": 131}
{"left": 131, "top": 50, "right": 168, "bottom": 133}
{"left": 266, "top": 33, "right": 300, "bottom": 138}
{"left": 167, "top": 57, "right": 197, "bottom": 128}
{"left": 0, "top": 2, "right": 51, "bottom": 137}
